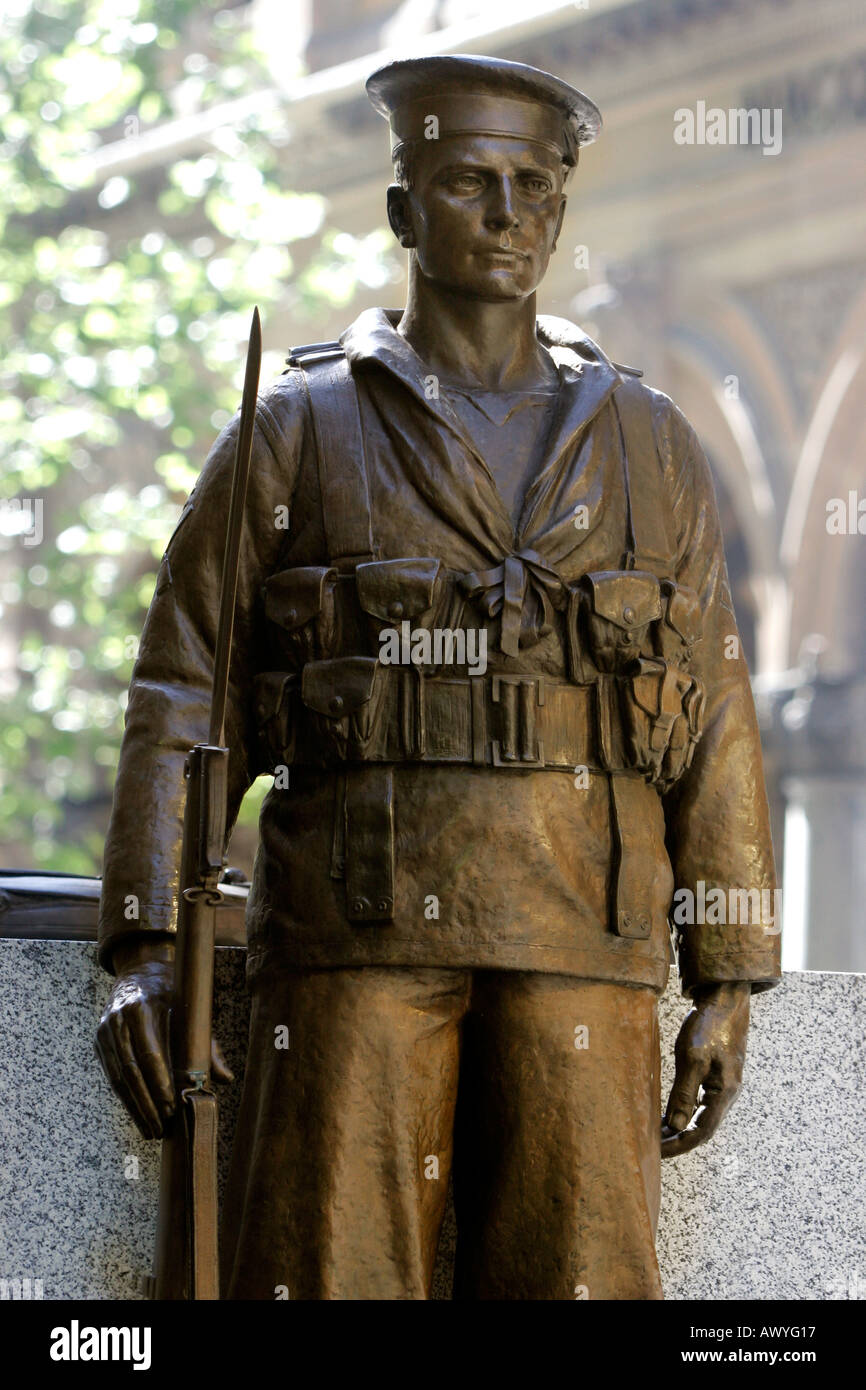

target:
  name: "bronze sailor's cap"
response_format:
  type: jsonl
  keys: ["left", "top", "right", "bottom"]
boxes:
{"left": 366, "top": 54, "right": 602, "bottom": 167}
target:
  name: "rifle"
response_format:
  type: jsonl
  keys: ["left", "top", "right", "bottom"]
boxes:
{"left": 150, "top": 307, "right": 262, "bottom": 1300}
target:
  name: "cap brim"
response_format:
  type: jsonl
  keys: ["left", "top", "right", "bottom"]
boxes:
{"left": 366, "top": 54, "right": 602, "bottom": 148}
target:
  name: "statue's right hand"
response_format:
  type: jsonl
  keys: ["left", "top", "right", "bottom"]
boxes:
{"left": 95, "top": 952, "right": 175, "bottom": 1141}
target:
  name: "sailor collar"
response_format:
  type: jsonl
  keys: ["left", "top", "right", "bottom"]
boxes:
{"left": 338, "top": 306, "right": 629, "bottom": 456}
{"left": 340, "top": 305, "right": 625, "bottom": 393}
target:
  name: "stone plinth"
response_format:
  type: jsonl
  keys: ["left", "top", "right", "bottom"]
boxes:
{"left": 0, "top": 941, "right": 862, "bottom": 1300}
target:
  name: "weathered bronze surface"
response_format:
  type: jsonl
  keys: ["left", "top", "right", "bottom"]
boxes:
{"left": 96, "top": 53, "right": 780, "bottom": 1300}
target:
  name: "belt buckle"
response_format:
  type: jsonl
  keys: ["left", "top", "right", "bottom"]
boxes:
{"left": 491, "top": 675, "right": 545, "bottom": 768}
{"left": 399, "top": 666, "right": 426, "bottom": 759}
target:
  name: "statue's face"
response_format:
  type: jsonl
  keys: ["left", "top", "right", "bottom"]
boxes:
{"left": 390, "top": 133, "right": 567, "bottom": 301}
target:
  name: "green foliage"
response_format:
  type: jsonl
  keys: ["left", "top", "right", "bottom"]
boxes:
{"left": 0, "top": 0, "right": 393, "bottom": 871}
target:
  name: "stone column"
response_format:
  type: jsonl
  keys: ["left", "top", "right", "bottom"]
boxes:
{"left": 769, "top": 674, "right": 866, "bottom": 972}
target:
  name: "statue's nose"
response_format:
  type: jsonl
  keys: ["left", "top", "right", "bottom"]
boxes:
{"left": 484, "top": 180, "right": 519, "bottom": 231}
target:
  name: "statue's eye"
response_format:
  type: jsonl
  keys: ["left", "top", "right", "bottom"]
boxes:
{"left": 521, "top": 177, "right": 552, "bottom": 195}
{"left": 447, "top": 172, "right": 484, "bottom": 192}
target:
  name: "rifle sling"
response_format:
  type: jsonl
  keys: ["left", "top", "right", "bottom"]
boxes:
{"left": 181, "top": 1086, "right": 220, "bottom": 1300}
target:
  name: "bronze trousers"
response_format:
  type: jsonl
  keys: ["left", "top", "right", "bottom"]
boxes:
{"left": 221, "top": 966, "right": 663, "bottom": 1300}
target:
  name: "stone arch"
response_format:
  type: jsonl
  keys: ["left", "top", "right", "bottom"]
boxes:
{"left": 665, "top": 292, "right": 798, "bottom": 676}
{"left": 782, "top": 283, "right": 866, "bottom": 675}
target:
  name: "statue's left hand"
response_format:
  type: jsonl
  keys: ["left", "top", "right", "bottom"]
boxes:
{"left": 661, "top": 981, "right": 750, "bottom": 1159}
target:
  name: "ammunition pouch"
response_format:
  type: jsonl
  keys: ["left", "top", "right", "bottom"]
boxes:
{"left": 252, "top": 657, "right": 391, "bottom": 773}
{"left": 262, "top": 565, "right": 341, "bottom": 667}
{"left": 577, "top": 570, "right": 662, "bottom": 675}
{"left": 356, "top": 556, "right": 444, "bottom": 634}
{"left": 355, "top": 556, "right": 468, "bottom": 674}
{"left": 263, "top": 556, "right": 474, "bottom": 677}
{"left": 656, "top": 578, "right": 702, "bottom": 667}
{"left": 561, "top": 568, "right": 706, "bottom": 788}
{"left": 300, "top": 656, "right": 389, "bottom": 760}
{"left": 619, "top": 658, "right": 706, "bottom": 790}
{"left": 568, "top": 570, "right": 703, "bottom": 674}
{"left": 252, "top": 670, "right": 297, "bottom": 773}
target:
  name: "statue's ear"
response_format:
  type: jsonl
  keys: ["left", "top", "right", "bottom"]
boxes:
{"left": 387, "top": 183, "right": 416, "bottom": 248}
{"left": 551, "top": 196, "right": 567, "bottom": 253}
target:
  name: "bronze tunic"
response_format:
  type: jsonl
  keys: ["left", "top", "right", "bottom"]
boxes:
{"left": 98, "top": 308, "right": 780, "bottom": 999}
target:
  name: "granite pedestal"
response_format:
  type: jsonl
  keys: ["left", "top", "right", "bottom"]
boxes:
{"left": 0, "top": 941, "right": 862, "bottom": 1300}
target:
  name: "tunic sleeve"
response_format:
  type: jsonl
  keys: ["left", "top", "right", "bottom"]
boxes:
{"left": 97, "top": 380, "right": 307, "bottom": 972}
{"left": 653, "top": 391, "right": 782, "bottom": 996}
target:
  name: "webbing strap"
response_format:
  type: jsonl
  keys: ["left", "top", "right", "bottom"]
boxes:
{"left": 345, "top": 766, "right": 395, "bottom": 924}
{"left": 608, "top": 775, "right": 655, "bottom": 940}
{"left": 612, "top": 376, "right": 673, "bottom": 575}
{"left": 609, "top": 377, "right": 676, "bottom": 942}
{"left": 293, "top": 350, "right": 390, "bottom": 923}
{"left": 297, "top": 352, "right": 375, "bottom": 567}
{"left": 181, "top": 1086, "right": 219, "bottom": 1300}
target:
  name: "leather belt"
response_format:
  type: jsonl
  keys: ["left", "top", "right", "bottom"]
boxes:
{"left": 254, "top": 665, "right": 654, "bottom": 937}
{"left": 259, "top": 666, "right": 627, "bottom": 773}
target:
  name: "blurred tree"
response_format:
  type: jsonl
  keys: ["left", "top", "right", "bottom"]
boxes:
{"left": 0, "top": 0, "right": 392, "bottom": 872}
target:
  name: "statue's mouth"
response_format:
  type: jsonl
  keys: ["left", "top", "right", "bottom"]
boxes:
{"left": 476, "top": 247, "right": 529, "bottom": 262}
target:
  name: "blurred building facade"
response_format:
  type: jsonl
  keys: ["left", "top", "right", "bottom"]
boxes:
{"left": 97, "top": 0, "right": 866, "bottom": 969}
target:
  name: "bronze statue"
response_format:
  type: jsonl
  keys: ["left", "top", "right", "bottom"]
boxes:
{"left": 96, "top": 54, "right": 780, "bottom": 1300}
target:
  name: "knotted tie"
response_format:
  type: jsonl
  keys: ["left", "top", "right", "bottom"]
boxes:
{"left": 459, "top": 548, "right": 567, "bottom": 657}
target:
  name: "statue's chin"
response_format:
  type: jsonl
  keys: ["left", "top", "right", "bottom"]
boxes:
{"left": 467, "top": 281, "right": 536, "bottom": 303}
{"left": 428, "top": 272, "right": 537, "bottom": 304}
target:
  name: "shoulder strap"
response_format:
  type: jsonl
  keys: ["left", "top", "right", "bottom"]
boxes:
{"left": 611, "top": 375, "right": 674, "bottom": 576}
{"left": 289, "top": 344, "right": 376, "bottom": 569}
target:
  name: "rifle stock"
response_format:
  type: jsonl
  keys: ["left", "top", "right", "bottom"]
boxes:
{"left": 153, "top": 743, "right": 227, "bottom": 1300}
